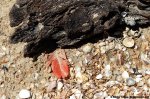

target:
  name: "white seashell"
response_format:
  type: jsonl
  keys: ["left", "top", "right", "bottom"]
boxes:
{"left": 122, "top": 71, "right": 129, "bottom": 79}
{"left": 19, "top": 89, "right": 31, "bottom": 99}
{"left": 123, "top": 37, "right": 134, "bottom": 48}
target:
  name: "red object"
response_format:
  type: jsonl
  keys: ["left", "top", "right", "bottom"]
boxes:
{"left": 46, "top": 49, "right": 69, "bottom": 79}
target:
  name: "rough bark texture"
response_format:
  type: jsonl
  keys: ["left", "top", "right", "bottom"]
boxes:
{"left": 9, "top": 0, "right": 150, "bottom": 58}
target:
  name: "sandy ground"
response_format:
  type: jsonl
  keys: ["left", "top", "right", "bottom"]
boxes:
{"left": 0, "top": 0, "right": 150, "bottom": 99}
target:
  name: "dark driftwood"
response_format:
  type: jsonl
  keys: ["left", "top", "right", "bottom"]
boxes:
{"left": 9, "top": 0, "right": 150, "bottom": 58}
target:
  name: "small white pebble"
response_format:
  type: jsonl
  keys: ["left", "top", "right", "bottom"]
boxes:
{"left": 99, "top": 42, "right": 106, "bottom": 46}
{"left": 143, "top": 85, "right": 148, "bottom": 91}
{"left": 100, "top": 46, "right": 106, "bottom": 54}
{"left": 1, "top": 95, "right": 6, "bottom": 99}
{"left": 122, "top": 47, "right": 127, "bottom": 51}
{"left": 46, "top": 81, "right": 57, "bottom": 92}
{"left": 94, "top": 92, "right": 108, "bottom": 99}
{"left": 93, "top": 13, "right": 99, "bottom": 19}
{"left": 57, "top": 81, "right": 63, "bottom": 90}
{"left": 124, "top": 16, "right": 136, "bottom": 26}
{"left": 122, "top": 71, "right": 129, "bottom": 79}
{"left": 105, "top": 64, "right": 110, "bottom": 70}
{"left": 105, "top": 70, "right": 112, "bottom": 77}
{"left": 135, "top": 77, "right": 142, "bottom": 82}
{"left": 19, "top": 89, "right": 31, "bottom": 99}
{"left": 70, "top": 89, "right": 83, "bottom": 99}
{"left": 96, "top": 74, "right": 103, "bottom": 79}
{"left": 145, "top": 69, "right": 150, "bottom": 75}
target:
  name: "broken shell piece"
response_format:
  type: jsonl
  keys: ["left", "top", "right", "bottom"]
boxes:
{"left": 123, "top": 37, "right": 135, "bottom": 48}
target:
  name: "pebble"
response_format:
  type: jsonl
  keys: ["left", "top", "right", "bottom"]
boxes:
{"left": 145, "top": 69, "right": 150, "bottom": 75}
{"left": 82, "top": 44, "right": 93, "bottom": 53}
{"left": 1, "top": 95, "right": 6, "bottom": 99}
{"left": 57, "top": 81, "right": 63, "bottom": 90}
{"left": 140, "top": 53, "right": 150, "bottom": 64}
{"left": 128, "top": 29, "right": 140, "bottom": 37}
{"left": 108, "top": 41, "right": 115, "bottom": 50}
{"left": 147, "top": 78, "right": 150, "bottom": 87}
{"left": 19, "top": 89, "right": 31, "bottom": 99}
{"left": 137, "top": 81, "right": 144, "bottom": 86}
{"left": 46, "top": 81, "right": 57, "bottom": 92}
{"left": 122, "top": 37, "right": 135, "bottom": 48}
{"left": 82, "top": 82, "right": 90, "bottom": 90}
{"left": 126, "top": 77, "right": 136, "bottom": 86}
{"left": 124, "top": 16, "right": 136, "bottom": 26}
{"left": 115, "top": 43, "right": 123, "bottom": 50}
{"left": 105, "top": 70, "right": 112, "bottom": 78}
{"left": 99, "top": 42, "right": 106, "bottom": 46}
{"left": 0, "top": 48, "right": 6, "bottom": 58}
{"left": 93, "top": 92, "right": 108, "bottom": 99}
{"left": 116, "top": 75, "right": 123, "bottom": 82}
{"left": 122, "top": 71, "right": 129, "bottom": 79}
{"left": 135, "top": 75, "right": 142, "bottom": 82}
{"left": 70, "top": 89, "right": 83, "bottom": 99}
{"left": 100, "top": 46, "right": 106, "bottom": 54}
{"left": 105, "top": 64, "right": 110, "bottom": 70}
{"left": 143, "top": 85, "right": 148, "bottom": 91}
{"left": 105, "top": 81, "right": 119, "bottom": 87}
{"left": 96, "top": 74, "right": 103, "bottom": 80}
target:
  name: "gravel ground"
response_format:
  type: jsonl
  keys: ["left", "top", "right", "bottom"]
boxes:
{"left": 0, "top": 0, "right": 150, "bottom": 99}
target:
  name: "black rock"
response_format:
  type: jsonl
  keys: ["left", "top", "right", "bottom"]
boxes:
{"left": 9, "top": 0, "right": 150, "bottom": 58}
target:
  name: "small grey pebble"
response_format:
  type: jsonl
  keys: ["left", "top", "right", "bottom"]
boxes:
{"left": 126, "top": 77, "right": 136, "bottom": 86}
